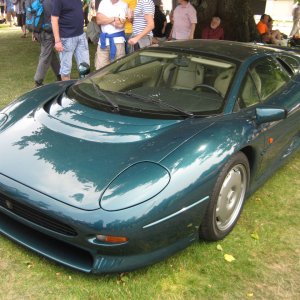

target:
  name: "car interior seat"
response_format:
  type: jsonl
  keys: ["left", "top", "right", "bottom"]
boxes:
{"left": 162, "top": 62, "right": 204, "bottom": 89}
{"left": 240, "top": 70, "right": 262, "bottom": 107}
{"left": 214, "top": 68, "right": 235, "bottom": 97}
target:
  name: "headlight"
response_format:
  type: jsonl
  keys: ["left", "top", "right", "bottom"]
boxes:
{"left": 0, "top": 113, "right": 8, "bottom": 127}
{"left": 100, "top": 162, "right": 170, "bottom": 211}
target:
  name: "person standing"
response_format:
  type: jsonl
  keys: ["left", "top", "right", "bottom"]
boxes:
{"left": 51, "top": 0, "right": 90, "bottom": 81}
{"left": 4, "top": 0, "right": 15, "bottom": 27}
{"left": 0, "top": 0, "right": 5, "bottom": 22}
{"left": 290, "top": 1, "right": 300, "bottom": 37}
{"left": 88, "top": 0, "right": 97, "bottom": 20}
{"left": 82, "top": 0, "right": 89, "bottom": 27}
{"left": 14, "top": 0, "right": 26, "bottom": 37}
{"left": 171, "top": 0, "right": 197, "bottom": 40}
{"left": 33, "top": 0, "right": 61, "bottom": 87}
{"left": 95, "top": 0, "right": 128, "bottom": 70}
{"left": 164, "top": 9, "right": 173, "bottom": 40}
{"left": 153, "top": 0, "right": 167, "bottom": 42}
{"left": 123, "top": 0, "right": 136, "bottom": 53}
{"left": 128, "top": 0, "right": 154, "bottom": 50}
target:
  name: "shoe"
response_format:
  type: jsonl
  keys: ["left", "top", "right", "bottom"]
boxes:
{"left": 35, "top": 81, "right": 43, "bottom": 88}
{"left": 56, "top": 75, "right": 62, "bottom": 81}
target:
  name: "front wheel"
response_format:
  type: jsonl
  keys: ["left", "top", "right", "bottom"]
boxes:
{"left": 199, "top": 152, "right": 250, "bottom": 241}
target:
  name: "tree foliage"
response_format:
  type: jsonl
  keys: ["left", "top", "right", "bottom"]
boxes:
{"left": 193, "top": 0, "right": 260, "bottom": 42}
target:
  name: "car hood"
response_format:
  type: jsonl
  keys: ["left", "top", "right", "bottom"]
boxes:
{"left": 0, "top": 84, "right": 215, "bottom": 210}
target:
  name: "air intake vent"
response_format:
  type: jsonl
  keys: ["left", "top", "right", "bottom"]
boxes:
{"left": 0, "top": 193, "right": 77, "bottom": 236}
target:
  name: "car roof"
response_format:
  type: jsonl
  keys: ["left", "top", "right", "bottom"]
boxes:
{"left": 158, "top": 39, "right": 283, "bottom": 62}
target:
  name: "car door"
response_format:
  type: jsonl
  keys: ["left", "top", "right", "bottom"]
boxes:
{"left": 250, "top": 55, "right": 300, "bottom": 178}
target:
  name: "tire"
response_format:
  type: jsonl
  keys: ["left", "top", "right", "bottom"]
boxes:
{"left": 199, "top": 152, "right": 250, "bottom": 241}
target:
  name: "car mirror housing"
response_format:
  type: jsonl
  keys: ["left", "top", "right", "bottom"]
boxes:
{"left": 255, "top": 106, "right": 287, "bottom": 125}
{"left": 78, "top": 62, "right": 90, "bottom": 79}
{"left": 100, "top": 162, "right": 170, "bottom": 211}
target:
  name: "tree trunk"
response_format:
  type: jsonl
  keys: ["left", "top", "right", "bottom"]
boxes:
{"left": 193, "top": 0, "right": 260, "bottom": 42}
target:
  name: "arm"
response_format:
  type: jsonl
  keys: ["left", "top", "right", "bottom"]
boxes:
{"left": 168, "top": 26, "right": 173, "bottom": 40}
{"left": 96, "top": 12, "right": 124, "bottom": 28}
{"left": 188, "top": 7, "right": 197, "bottom": 40}
{"left": 96, "top": 12, "right": 114, "bottom": 25}
{"left": 51, "top": 16, "right": 63, "bottom": 52}
{"left": 161, "top": 20, "right": 167, "bottom": 35}
{"left": 189, "top": 23, "right": 196, "bottom": 39}
{"left": 128, "top": 14, "right": 154, "bottom": 45}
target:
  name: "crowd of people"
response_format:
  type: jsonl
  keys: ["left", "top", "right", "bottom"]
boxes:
{"left": 0, "top": 0, "right": 27, "bottom": 36}
{"left": 1, "top": 0, "right": 300, "bottom": 87}
{"left": 0, "top": 0, "right": 199, "bottom": 87}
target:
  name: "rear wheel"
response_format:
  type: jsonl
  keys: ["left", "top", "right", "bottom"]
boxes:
{"left": 199, "top": 152, "right": 250, "bottom": 241}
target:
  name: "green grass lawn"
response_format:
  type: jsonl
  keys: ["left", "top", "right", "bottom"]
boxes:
{"left": 0, "top": 26, "right": 299, "bottom": 299}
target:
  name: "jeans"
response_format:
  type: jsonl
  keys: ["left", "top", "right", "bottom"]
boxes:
{"left": 60, "top": 33, "right": 90, "bottom": 77}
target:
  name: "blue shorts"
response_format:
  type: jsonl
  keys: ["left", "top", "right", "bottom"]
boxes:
{"left": 60, "top": 33, "right": 90, "bottom": 77}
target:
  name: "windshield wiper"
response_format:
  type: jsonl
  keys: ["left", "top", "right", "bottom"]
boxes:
{"left": 87, "top": 78, "right": 119, "bottom": 112}
{"left": 113, "top": 91, "right": 194, "bottom": 117}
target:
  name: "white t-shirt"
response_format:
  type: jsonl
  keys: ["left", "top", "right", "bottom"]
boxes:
{"left": 98, "top": 0, "right": 128, "bottom": 45}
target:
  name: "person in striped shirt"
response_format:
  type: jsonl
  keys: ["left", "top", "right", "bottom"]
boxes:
{"left": 128, "top": 0, "right": 154, "bottom": 50}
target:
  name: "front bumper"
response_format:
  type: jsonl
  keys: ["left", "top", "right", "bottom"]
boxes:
{"left": 0, "top": 174, "right": 208, "bottom": 273}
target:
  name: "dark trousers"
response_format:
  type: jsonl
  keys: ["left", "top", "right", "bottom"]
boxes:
{"left": 34, "top": 31, "right": 60, "bottom": 84}
{"left": 84, "top": 11, "right": 89, "bottom": 27}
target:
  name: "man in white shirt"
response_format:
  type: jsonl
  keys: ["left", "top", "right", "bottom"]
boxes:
{"left": 96, "top": 0, "right": 128, "bottom": 69}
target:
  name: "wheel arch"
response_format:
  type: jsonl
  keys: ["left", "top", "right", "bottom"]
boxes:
{"left": 239, "top": 146, "right": 257, "bottom": 178}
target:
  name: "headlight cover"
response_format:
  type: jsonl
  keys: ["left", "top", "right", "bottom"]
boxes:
{"left": 0, "top": 113, "right": 8, "bottom": 128}
{"left": 100, "top": 162, "right": 170, "bottom": 211}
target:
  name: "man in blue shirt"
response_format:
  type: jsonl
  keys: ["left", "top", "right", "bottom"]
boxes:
{"left": 51, "top": 0, "right": 90, "bottom": 81}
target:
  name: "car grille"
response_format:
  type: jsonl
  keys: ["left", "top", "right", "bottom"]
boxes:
{"left": 0, "top": 192, "right": 77, "bottom": 236}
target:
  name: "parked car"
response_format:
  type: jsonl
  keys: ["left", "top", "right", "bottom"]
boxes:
{"left": 0, "top": 40, "right": 299, "bottom": 273}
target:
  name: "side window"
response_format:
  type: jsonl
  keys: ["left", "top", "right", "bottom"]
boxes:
{"left": 238, "top": 72, "right": 260, "bottom": 108}
{"left": 250, "top": 57, "right": 290, "bottom": 101}
{"left": 277, "top": 55, "right": 300, "bottom": 75}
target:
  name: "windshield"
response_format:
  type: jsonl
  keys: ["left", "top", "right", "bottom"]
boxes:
{"left": 68, "top": 49, "right": 237, "bottom": 119}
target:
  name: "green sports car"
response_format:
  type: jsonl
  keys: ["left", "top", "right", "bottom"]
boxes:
{"left": 0, "top": 40, "right": 299, "bottom": 273}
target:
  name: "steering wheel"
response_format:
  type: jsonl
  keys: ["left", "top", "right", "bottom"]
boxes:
{"left": 193, "top": 84, "right": 222, "bottom": 97}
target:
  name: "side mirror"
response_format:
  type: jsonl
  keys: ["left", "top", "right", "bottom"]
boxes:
{"left": 78, "top": 62, "right": 90, "bottom": 79}
{"left": 255, "top": 106, "right": 287, "bottom": 124}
